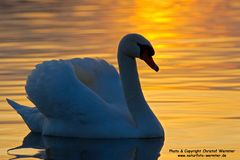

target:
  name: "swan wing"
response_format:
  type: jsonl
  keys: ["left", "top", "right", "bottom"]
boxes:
{"left": 25, "top": 59, "right": 127, "bottom": 122}
{"left": 69, "top": 58, "right": 127, "bottom": 106}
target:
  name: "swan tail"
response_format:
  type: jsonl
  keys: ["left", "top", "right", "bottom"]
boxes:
{"left": 6, "top": 98, "right": 30, "bottom": 114}
{"left": 6, "top": 98, "right": 45, "bottom": 133}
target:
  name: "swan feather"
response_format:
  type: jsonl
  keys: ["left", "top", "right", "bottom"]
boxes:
{"left": 25, "top": 58, "right": 127, "bottom": 122}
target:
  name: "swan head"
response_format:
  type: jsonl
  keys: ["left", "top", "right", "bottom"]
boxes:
{"left": 118, "top": 33, "right": 159, "bottom": 72}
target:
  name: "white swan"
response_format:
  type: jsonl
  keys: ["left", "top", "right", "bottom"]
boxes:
{"left": 7, "top": 34, "right": 164, "bottom": 138}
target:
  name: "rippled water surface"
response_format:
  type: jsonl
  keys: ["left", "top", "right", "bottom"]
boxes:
{"left": 0, "top": 0, "right": 240, "bottom": 159}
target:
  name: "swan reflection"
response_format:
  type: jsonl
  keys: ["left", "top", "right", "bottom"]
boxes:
{"left": 8, "top": 132, "right": 164, "bottom": 160}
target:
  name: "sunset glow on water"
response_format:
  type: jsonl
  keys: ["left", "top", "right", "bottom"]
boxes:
{"left": 0, "top": 0, "right": 239, "bottom": 159}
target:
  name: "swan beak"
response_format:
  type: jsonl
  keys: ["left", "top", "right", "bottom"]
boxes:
{"left": 141, "top": 53, "right": 159, "bottom": 72}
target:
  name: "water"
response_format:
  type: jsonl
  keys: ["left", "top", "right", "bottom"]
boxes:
{"left": 0, "top": 0, "right": 240, "bottom": 159}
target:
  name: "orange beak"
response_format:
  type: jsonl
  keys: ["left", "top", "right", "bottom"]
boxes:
{"left": 140, "top": 51, "right": 159, "bottom": 72}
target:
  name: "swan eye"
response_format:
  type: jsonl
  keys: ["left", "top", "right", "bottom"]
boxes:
{"left": 137, "top": 43, "right": 155, "bottom": 57}
{"left": 138, "top": 43, "right": 159, "bottom": 72}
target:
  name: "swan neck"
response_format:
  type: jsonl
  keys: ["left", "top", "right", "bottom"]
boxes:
{"left": 117, "top": 48, "right": 162, "bottom": 136}
{"left": 118, "top": 51, "right": 144, "bottom": 101}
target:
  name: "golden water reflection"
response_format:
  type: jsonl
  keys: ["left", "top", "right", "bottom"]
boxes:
{"left": 0, "top": 0, "right": 240, "bottom": 159}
